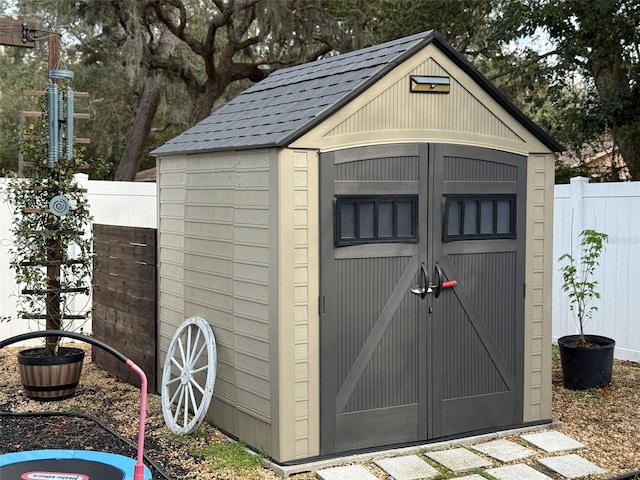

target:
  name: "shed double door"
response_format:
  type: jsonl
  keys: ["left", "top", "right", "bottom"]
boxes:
{"left": 319, "top": 144, "right": 525, "bottom": 454}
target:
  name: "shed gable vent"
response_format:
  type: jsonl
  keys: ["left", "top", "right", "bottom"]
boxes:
{"left": 410, "top": 75, "right": 450, "bottom": 93}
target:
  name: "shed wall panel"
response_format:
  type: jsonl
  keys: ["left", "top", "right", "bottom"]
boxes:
{"left": 272, "top": 149, "right": 320, "bottom": 461}
{"left": 157, "top": 150, "right": 276, "bottom": 457}
{"left": 327, "top": 57, "right": 521, "bottom": 144}
{"left": 523, "top": 153, "right": 554, "bottom": 421}
{"left": 157, "top": 157, "right": 186, "bottom": 390}
{"left": 290, "top": 46, "right": 549, "bottom": 155}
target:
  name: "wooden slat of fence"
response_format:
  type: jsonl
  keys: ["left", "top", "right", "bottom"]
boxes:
{"left": 92, "top": 224, "right": 157, "bottom": 392}
{"left": 94, "top": 224, "right": 156, "bottom": 245}
{"left": 93, "top": 238, "right": 156, "bottom": 265}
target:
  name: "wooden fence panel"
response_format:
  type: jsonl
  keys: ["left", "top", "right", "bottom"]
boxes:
{"left": 92, "top": 224, "right": 157, "bottom": 392}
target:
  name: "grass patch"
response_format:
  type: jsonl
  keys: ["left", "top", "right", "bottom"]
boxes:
{"left": 188, "top": 441, "right": 262, "bottom": 471}
{"left": 156, "top": 424, "right": 210, "bottom": 443}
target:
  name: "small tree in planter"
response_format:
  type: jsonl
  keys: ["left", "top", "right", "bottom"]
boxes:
{"left": 557, "top": 228, "right": 614, "bottom": 390}
{"left": 3, "top": 92, "right": 93, "bottom": 399}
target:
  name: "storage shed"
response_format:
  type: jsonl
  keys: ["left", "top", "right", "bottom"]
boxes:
{"left": 152, "top": 30, "right": 561, "bottom": 463}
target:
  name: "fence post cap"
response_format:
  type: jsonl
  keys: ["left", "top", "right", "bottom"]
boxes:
{"left": 570, "top": 176, "right": 589, "bottom": 185}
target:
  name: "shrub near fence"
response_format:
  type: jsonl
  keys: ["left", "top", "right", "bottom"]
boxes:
{"left": 92, "top": 224, "right": 157, "bottom": 392}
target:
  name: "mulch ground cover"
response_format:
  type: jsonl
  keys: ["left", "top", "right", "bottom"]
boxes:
{"left": 1, "top": 343, "right": 640, "bottom": 479}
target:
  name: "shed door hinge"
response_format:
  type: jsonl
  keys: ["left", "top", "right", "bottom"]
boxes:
{"left": 523, "top": 282, "right": 526, "bottom": 299}
{"left": 318, "top": 295, "right": 325, "bottom": 315}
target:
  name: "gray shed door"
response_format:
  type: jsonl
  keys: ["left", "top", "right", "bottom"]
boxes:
{"left": 319, "top": 144, "right": 525, "bottom": 454}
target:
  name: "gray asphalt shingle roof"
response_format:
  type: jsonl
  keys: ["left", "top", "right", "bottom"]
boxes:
{"left": 152, "top": 30, "right": 562, "bottom": 156}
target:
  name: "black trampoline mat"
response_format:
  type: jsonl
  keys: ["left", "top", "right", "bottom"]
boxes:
{"left": 0, "top": 458, "right": 125, "bottom": 480}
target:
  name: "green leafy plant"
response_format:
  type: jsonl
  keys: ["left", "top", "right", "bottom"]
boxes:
{"left": 558, "top": 228, "right": 608, "bottom": 346}
{"left": 4, "top": 100, "right": 93, "bottom": 355}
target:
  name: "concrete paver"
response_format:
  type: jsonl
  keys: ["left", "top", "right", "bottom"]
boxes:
{"left": 374, "top": 455, "right": 440, "bottom": 480}
{"left": 520, "top": 431, "right": 585, "bottom": 453}
{"left": 267, "top": 425, "right": 601, "bottom": 480}
{"left": 470, "top": 438, "right": 536, "bottom": 462}
{"left": 538, "top": 453, "right": 607, "bottom": 479}
{"left": 425, "top": 448, "right": 492, "bottom": 472}
{"left": 486, "top": 463, "right": 554, "bottom": 480}
{"left": 315, "top": 465, "right": 378, "bottom": 480}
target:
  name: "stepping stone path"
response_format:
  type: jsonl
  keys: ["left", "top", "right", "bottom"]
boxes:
{"left": 470, "top": 438, "right": 536, "bottom": 462}
{"left": 539, "top": 453, "right": 607, "bottom": 479}
{"left": 487, "top": 463, "right": 554, "bottom": 480}
{"left": 315, "top": 430, "right": 607, "bottom": 480}
{"left": 425, "top": 448, "right": 492, "bottom": 472}
{"left": 521, "top": 431, "right": 586, "bottom": 453}
{"left": 374, "top": 455, "right": 440, "bottom": 479}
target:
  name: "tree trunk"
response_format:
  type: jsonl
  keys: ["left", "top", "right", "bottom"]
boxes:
{"left": 113, "top": 73, "right": 164, "bottom": 181}
{"left": 589, "top": 53, "right": 638, "bottom": 180}
{"left": 114, "top": 25, "right": 177, "bottom": 181}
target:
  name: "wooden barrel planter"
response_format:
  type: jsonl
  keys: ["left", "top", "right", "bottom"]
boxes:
{"left": 17, "top": 347, "right": 85, "bottom": 400}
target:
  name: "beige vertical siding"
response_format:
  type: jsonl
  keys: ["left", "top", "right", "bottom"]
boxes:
{"left": 273, "top": 149, "right": 320, "bottom": 461}
{"left": 290, "top": 46, "right": 547, "bottom": 155}
{"left": 157, "top": 150, "right": 276, "bottom": 456}
{"left": 325, "top": 56, "right": 522, "bottom": 145}
{"left": 157, "top": 157, "right": 186, "bottom": 361}
{"left": 523, "top": 153, "right": 554, "bottom": 421}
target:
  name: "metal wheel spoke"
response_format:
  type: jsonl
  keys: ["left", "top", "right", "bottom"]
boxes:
{"left": 189, "top": 338, "right": 207, "bottom": 369}
{"left": 191, "top": 364, "right": 209, "bottom": 375}
{"left": 185, "top": 326, "right": 193, "bottom": 365}
{"left": 183, "top": 385, "right": 192, "bottom": 427}
{"left": 169, "top": 356, "right": 184, "bottom": 372}
{"left": 189, "top": 377, "right": 206, "bottom": 395}
{"left": 173, "top": 385, "right": 185, "bottom": 423}
{"left": 188, "top": 383, "right": 199, "bottom": 417}
{"left": 187, "top": 329, "right": 203, "bottom": 367}
{"left": 170, "top": 382, "right": 184, "bottom": 406}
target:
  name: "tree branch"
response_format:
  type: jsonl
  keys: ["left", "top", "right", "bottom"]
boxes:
{"left": 488, "top": 48, "right": 559, "bottom": 82}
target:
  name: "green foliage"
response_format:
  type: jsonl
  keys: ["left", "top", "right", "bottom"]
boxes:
{"left": 4, "top": 100, "right": 93, "bottom": 353}
{"left": 558, "top": 229, "right": 609, "bottom": 345}
{"left": 3, "top": 0, "right": 638, "bottom": 182}
{"left": 523, "top": 0, "right": 640, "bottom": 180}
{"left": 188, "top": 441, "right": 263, "bottom": 472}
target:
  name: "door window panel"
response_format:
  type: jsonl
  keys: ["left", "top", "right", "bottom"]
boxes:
{"left": 496, "top": 200, "right": 512, "bottom": 234}
{"left": 463, "top": 200, "right": 478, "bottom": 235}
{"left": 446, "top": 200, "right": 461, "bottom": 236}
{"left": 480, "top": 200, "right": 494, "bottom": 234}
{"left": 340, "top": 202, "right": 356, "bottom": 240}
{"left": 397, "top": 201, "right": 415, "bottom": 237}
{"left": 444, "top": 195, "right": 515, "bottom": 241}
{"left": 335, "top": 196, "right": 418, "bottom": 246}
{"left": 378, "top": 202, "right": 394, "bottom": 238}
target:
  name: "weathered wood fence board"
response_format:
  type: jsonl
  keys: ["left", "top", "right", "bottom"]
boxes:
{"left": 92, "top": 224, "right": 157, "bottom": 392}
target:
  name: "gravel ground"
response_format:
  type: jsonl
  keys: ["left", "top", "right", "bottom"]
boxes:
{"left": 1, "top": 343, "right": 639, "bottom": 479}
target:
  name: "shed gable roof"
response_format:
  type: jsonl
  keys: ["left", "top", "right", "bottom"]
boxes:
{"left": 153, "top": 30, "right": 562, "bottom": 156}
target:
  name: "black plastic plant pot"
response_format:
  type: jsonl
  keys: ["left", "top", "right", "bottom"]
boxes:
{"left": 558, "top": 334, "right": 615, "bottom": 390}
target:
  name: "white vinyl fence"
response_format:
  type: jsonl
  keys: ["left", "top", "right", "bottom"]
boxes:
{"left": 2, "top": 174, "right": 639, "bottom": 361}
{"left": 553, "top": 177, "right": 640, "bottom": 362}
{"left": 0, "top": 175, "right": 157, "bottom": 343}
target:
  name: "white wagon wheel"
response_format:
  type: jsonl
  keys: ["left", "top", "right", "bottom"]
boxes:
{"left": 161, "top": 316, "right": 217, "bottom": 434}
